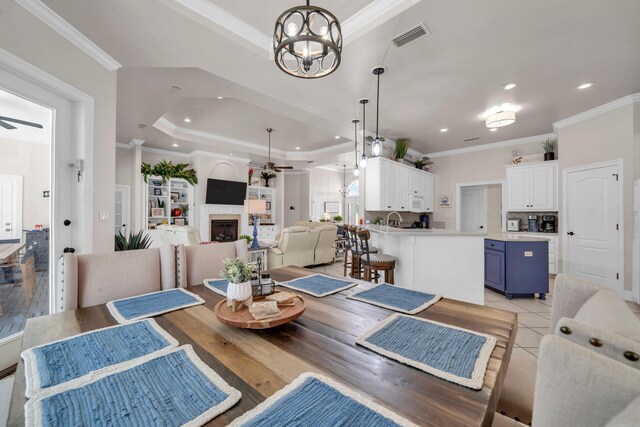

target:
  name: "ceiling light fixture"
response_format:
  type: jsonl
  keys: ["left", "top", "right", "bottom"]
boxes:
{"left": 440, "top": 128, "right": 448, "bottom": 133}
{"left": 371, "top": 66, "right": 386, "bottom": 157}
{"left": 217, "top": 96, "right": 224, "bottom": 99}
{"left": 295, "top": 146, "right": 300, "bottom": 150}
{"left": 183, "top": 118, "right": 191, "bottom": 123}
{"left": 339, "top": 165, "right": 348, "bottom": 198}
{"left": 490, "top": 128, "right": 498, "bottom": 132}
{"left": 335, "top": 136, "right": 340, "bottom": 139}
{"left": 352, "top": 118, "right": 360, "bottom": 176}
{"left": 486, "top": 111, "right": 516, "bottom": 128}
{"left": 503, "top": 83, "right": 517, "bottom": 90}
{"left": 172, "top": 143, "right": 179, "bottom": 147}
{"left": 273, "top": 0, "right": 342, "bottom": 79}
{"left": 359, "top": 98, "right": 369, "bottom": 168}
{"left": 577, "top": 82, "right": 592, "bottom": 90}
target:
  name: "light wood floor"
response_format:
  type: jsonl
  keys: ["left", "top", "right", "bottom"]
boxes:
{"left": 0, "top": 271, "right": 49, "bottom": 341}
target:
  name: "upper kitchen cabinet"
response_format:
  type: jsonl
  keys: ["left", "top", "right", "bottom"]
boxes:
{"left": 366, "top": 157, "right": 434, "bottom": 212}
{"left": 506, "top": 161, "right": 557, "bottom": 211}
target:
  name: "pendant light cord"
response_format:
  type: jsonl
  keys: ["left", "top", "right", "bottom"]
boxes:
{"left": 361, "top": 102, "right": 366, "bottom": 156}
{"left": 375, "top": 72, "right": 380, "bottom": 139}
{"left": 354, "top": 121, "right": 358, "bottom": 166}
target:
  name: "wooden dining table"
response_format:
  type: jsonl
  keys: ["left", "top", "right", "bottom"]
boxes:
{"left": 8, "top": 266, "right": 517, "bottom": 427}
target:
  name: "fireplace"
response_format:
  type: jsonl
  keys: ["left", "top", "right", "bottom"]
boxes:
{"left": 210, "top": 219, "right": 239, "bottom": 242}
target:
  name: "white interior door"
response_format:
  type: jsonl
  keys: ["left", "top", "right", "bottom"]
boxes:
{"left": 312, "top": 196, "right": 323, "bottom": 221}
{"left": 114, "top": 185, "right": 130, "bottom": 235}
{"left": 460, "top": 186, "right": 486, "bottom": 231}
{"left": 0, "top": 175, "right": 21, "bottom": 240}
{"left": 566, "top": 163, "right": 621, "bottom": 293}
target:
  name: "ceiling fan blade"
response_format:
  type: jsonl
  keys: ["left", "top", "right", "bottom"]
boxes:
{"left": 275, "top": 166, "right": 293, "bottom": 169}
{"left": 0, "top": 116, "right": 43, "bottom": 129}
{"left": 0, "top": 120, "right": 17, "bottom": 130}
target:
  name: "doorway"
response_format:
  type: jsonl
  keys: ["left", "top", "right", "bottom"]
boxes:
{"left": 114, "top": 184, "right": 130, "bottom": 235}
{"left": 563, "top": 160, "right": 623, "bottom": 295}
{"left": 457, "top": 181, "right": 505, "bottom": 233}
{"left": 0, "top": 175, "right": 22, "bottom": 240}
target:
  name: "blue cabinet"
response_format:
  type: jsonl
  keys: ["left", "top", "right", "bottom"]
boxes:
{"left": 484, "top": 238, "right": 548, "bottom": 300}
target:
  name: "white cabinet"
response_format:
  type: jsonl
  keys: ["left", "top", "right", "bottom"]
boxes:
{"left": 366, "top": 157, "right": 434, "bottom": 212}
{"left": 506, "top": 162, "right": 557, "bottom": 211}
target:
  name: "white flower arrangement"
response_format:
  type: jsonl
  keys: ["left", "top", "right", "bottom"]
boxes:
{"left": 221, "top": 258, "right": 257, "bottom": 284}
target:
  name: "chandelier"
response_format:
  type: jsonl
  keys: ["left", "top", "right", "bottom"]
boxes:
{"left": 371, "top": 66, "right": 386, "bottom": 156}
{"left": 273, "top": 1, "right": 343, "bottom": 79}
{"left": 339, "top": 165, "right": 348, "bottom": 197}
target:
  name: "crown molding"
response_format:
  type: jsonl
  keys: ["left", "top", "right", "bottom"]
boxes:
{"left": 553, "top": 93, "right": 640, "bottom": 130}
{"left": 116, "top": 139, "right": 145, "bottom": 149}
{"left": 141, "top": 146, "right": 192, "bottom": 159}
{"left": 16, "top": 0, "right": 122, "bottom": 71}
{"left": 426, "top": 133, "right": 555, "bottom": 159}
{"left": 190, "top": 150, "right": 251, "bottom": 164}
{"left": 342, "top": 0, "right": 422, "bottom": 45}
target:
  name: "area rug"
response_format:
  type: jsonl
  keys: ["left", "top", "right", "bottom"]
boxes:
{"left": 25, "top": 345, "right": 241, "bottom": 427}
{"left": 357, "top": 314, "right": 496, "bottom": 389}
{"left": 347, "top": 284, "right": 442, "bottom": 314}
{"left": 107, "top": 287, "right": 205, "bottom": 323}
{"left": 203, "top": 278, "right": 229, "bottom": 296}
{"left": 22, "top": 319, "right": 178, "bottom": 398}
{"left": 278, "top": 274, "right": 356, "bottom": 297}
{"left": 229, "top": 372, "right": 417, "bottom": 427}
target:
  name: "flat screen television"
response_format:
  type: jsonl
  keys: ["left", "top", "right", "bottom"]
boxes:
{"left": 205, "top": 178, "right": 247, "bottom": 205}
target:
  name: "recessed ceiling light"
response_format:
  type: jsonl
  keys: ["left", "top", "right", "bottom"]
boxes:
{"left": 503, "top": 83, "right": 517, "bottom": 90}
{"left": 184, "top": 117, "right": 191, "bottom": 123}
{"left": 335, "top": 136, "right": 340, "bottom": 139}
{"left": 217, "top": 96, "right": 224, "bottom": 99}
{"left": 490, "top": 128, "right": 498, "bottom": 132}
{"left": 295, "top": 146, "right": 300, "bottom": 150}
{"left": 229, "top": 153, "right": 233, "bottom": 156}
{"left": 440, "top": 128, "right": 448, "bottom": 133}
{"left": 577, "top": 82, "right": 592, "bottom": 90}
{"left": 172, "top": 143, "right": 179, "bottom": 147}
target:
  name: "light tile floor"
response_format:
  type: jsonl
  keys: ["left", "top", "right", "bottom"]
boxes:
{"left": 309, "top": 262, "right": 640, "bottom": 359}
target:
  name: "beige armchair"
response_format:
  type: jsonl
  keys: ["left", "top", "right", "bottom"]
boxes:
{"left": 157, "top": 224, "right": 201, "bottom": 246}
{"left": 497, "top": 274, "right": 640, "bottom": 424}
{"left": 176, "top": 240, "right": 247, "bottom": 287}
{"left": 313, "top": 224, "right": 338, "bottom": 264}
{"left": 267, "top": 226, "right": 311, "bottom": 269}
{"left": 58, "top": 246, "right": 176, "bottom": 311}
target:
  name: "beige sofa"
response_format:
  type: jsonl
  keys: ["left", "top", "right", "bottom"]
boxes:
{"left": 176, "top": 240, "right": 247, "bottom": 287}
{"left": 58, "top": 246, "right": 176, "bottom": 311}
{"left": 157, "top": 224, "right": 201, "bottom": 246}
{"left": 268, "top": 225, "right": 338, "bottom": 268}
{"left": 497, "top": 274, "right": 640, "bottom": 425}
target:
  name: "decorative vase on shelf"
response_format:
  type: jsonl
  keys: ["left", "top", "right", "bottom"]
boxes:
{"left": 544, "top": 152, "right": 555, "bottom": 161}
{"left": 226, "top": 281, "right": 253, "bottom": 312}
{"left": 264, "top": 179, "right": 270, "bottom": 188}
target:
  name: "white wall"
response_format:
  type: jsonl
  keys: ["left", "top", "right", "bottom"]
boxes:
{"left": 283, "top": 171, "right": 309, "bottom": 226}
{"left": 0, "top": 138, "right": 50, "bottom": 229}
{"left": 115, "top": 147, "right": 132, "bottom": 186}
{"left": 486, "top": 184, "right": 502, "bottom": 234}
{"left": 308, "top": 168, "right": 344, "bottom": 220}
{"left": 0, "top": 1, "right": 117, "bottom": 253}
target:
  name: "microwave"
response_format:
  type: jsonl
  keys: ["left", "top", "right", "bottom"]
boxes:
{"left": 409, "top": 195, "right": 424, "bottom": 212}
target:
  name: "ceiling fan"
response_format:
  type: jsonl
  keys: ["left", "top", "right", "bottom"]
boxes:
{"left": 0, "top": 116, "right": 43, "bottom": 130}
{"left": 251, "top": 128, "right": 293, "bottom": 172}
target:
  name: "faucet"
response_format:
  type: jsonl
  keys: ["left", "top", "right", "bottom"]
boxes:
{"left": 386, "top": 212, "right": 403, "bottom": 228}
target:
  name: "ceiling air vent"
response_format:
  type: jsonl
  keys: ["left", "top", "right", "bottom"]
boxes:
{"left": 166, "top": 85, "right": 182, "bottom": 94}
{"left": 137, "top": 123, "right": 147, "bottom": 129}
{"left": 391, "top": 23, "right": 431, "bottom": 48}
{"left": 464, "top": 137, "right": 480, "bottom": 142}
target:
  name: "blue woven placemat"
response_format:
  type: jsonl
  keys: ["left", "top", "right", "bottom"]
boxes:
{"left": 357, "top": 314, "right": 497, "bottom": 389}
{"left": 203, "top": 278, "right": 229, "bottom": 296}
{"left": 229, "top": 373, "right": 417, "bottom": 427}
{"left": 25, "top": 345, "right": 241, "bottom": 427}
{"left": 347, "top": 284, "right": 442, "bottom": 314}
{"left": 107, "top": 288, "right": 205, "bottom": 323}
{"left": 21, "top": 319, "right": 178, "bottom": 398}
{"left": 278, "top": 274, "right": 357, "bottom": 297}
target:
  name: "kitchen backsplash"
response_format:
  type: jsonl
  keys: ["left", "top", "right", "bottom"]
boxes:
{"left": 364, "top": 211, "right": 433, "bottom": 227}
{"left": 507, "top": 211, "right": 558, "bottom": 232}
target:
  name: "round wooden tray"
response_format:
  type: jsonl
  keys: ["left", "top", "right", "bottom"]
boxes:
{"left": 214, "top": 295, "right": 307, "bottom": 329}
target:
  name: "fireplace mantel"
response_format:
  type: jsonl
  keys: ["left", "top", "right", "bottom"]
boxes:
{"left": 199, "top": 204, "right": 248, "bottom": 243}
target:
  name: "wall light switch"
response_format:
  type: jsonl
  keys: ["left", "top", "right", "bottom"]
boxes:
{"left": 524, "top": 251, "right": 533, "bottom": 257}
{"left": 99, "top": 211, "right": 109, "bottom": 222}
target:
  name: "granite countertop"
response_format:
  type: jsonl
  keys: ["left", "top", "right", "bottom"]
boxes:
{"left": 506, "top": 231, "right": 559, "bottom": 236}
{"left": 363, "top": 224, "right": 486, "bottom": 237}
{"left": 486, "top": 234, "right": 550, "bottom": 242}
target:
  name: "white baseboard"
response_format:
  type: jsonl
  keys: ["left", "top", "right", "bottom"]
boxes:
{"left": 623, "top": 290, "right": 637, "bottom": 303}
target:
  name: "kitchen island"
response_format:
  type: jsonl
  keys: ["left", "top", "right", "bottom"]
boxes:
{"left": 364, "top": 225, "right": 486, "bottom": 304}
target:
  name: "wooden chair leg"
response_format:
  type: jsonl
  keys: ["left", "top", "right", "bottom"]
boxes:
{"left": 343, "top": 250, "right": 349, "bottom": 277}
{"left": 374, "top": 268, "right": 379, "bottom": 284}
{"left": 364, "top": 265, "right": 370, "bottom": 282}
{"left": 386, "top": 268, "right": 394, "bottom": 285}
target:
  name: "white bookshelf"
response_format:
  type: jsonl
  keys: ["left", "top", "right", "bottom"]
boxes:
{"left": 143, "top": 176, "right": 194, "bottom": 230}
{"left": 247, "top": 186, "right": 279, "bottom": 241}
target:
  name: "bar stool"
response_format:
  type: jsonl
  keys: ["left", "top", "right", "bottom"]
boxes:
{"left": 347, "top": 226, "right": 363, "bottom": 278}
{"left": 356, "top": 229, "right": 396, "bottom": 284}
{"left": 342, "top": 225, "right": 352, "bottom": 276}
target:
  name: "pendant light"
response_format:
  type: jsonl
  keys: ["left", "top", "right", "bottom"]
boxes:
{"left": 339, "top": 165, "right": 348, "bottom": 198}
{"left": 352, "top": 118, "right": 360, "bottom": 176}
{"left": 359, "top": 98, "right": 369, "bottom": 168}
{"left": 273, "top": 0, "right": 343, "bottom": 79}
{"left": 371, "top": 66, "right": 386, "bottom": 157}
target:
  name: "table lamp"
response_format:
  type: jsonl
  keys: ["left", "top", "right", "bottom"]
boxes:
{"left": 245, "top": 199, "right": 267, "bottom": 249}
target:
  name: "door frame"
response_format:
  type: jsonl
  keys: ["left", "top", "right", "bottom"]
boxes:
{"left": 0, "top": 174, "right": 23, "bottom": 240}
{"left": 114, "top": 184, "right": 130, "bottom": 235}
{"left": 562, "top": 159, "right": 624, "bottom": 296}
{"left": 455, "top": 180, "right": 506, "bottom": 232}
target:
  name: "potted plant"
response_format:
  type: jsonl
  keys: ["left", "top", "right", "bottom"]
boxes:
{"left": 115, "top": 230, "right": 152, "bottom": 251}
{"left": 239, "top": 234, "right": 253, "bottom": 246}
{"left": 333, "top": 215, "right": 343, "bottom": 224}
{"left": 542, "top": 137, "right": 557, "bottom": 161}
{"left": 221, "top": 257, "right": 257, "bottom": 312}
{"left": 141, "top": 160, "right": 198, "bottom": 185}
{"left": 261, "top": 171, "right": 277, "bottom": 187}
{"left": 414, "top": 159, "right": 426, "bottom": 169}
{"left": 394, "top": 138, "right": 411, "bottom": 161}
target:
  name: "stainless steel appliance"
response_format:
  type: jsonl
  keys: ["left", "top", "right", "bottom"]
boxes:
{"left": 507, "top": 218, "right": 521, "bottom": 231}
{"left": 528, "top": 215, "right": 539, "bottom": 232}
{"left": 541, "top": 215, "right": 556, "bottom": 233}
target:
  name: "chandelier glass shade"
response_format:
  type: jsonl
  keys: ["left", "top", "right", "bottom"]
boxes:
{"left": 273, "top": 1, "right": 343, "bottom": 79}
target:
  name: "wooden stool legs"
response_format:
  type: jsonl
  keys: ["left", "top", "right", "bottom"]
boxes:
{"left": 363, "top": 264, "right": 395, "bottom": 285}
